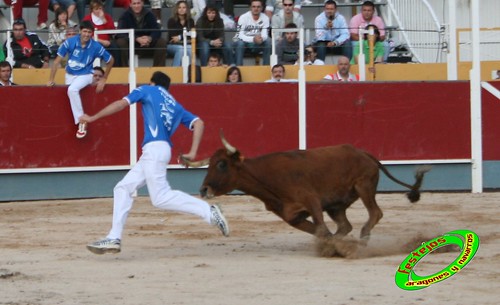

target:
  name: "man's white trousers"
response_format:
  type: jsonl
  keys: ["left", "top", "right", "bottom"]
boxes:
{"left": 65, "top": 73, "right": 93, "bottom": 124}
{"left": 107, "top": 141, "right": 212, "bottom": 240}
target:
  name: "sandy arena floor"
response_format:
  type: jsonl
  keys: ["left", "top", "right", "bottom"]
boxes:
{"left": 1, "top": 192, "right": 499, "bottom": 305}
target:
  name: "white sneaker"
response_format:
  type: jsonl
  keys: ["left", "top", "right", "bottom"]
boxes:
{"left": 76, "top": 122, "right": 87, "bottom": 139}
{"left": 87, "top": 238, "right": 121, "bottom": 254}
{"left": 37, "top": 22, "right": 47, "bottom": 30}
{"left": 210, "top": 205, "right": 230, "bottom": 237}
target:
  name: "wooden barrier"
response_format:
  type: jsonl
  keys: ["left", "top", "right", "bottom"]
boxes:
{"left": 2, "top": 81, "right": 500, "bottom": 170}
{"left": 11, "top": 61, "right": 500, "bottom": 85}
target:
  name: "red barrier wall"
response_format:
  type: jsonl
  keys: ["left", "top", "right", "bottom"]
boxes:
{"left": 1, "top": 81, "right": 500, "bottom": 170}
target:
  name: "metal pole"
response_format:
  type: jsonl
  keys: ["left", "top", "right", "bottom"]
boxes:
{"left": 182, "top": 28, "right": 189, "bottom": 83}
{"left": 298, "top": 28, "right": 306, "bottom": 150}
{"left": 358, "top": 26, "right": 366, "bottom": 81}
{"left": 447, "top": 0, "right": 458, "bottom": 80}
{"left": 470, "top": 0, "right": 482, "bottom": 193}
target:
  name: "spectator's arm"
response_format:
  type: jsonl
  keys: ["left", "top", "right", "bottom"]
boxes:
{"left": 314, "top": 16, "right": 327, "bottom": 42}
{"left": 335, "top": 16, "right": 350, "bottom": 45}
{"left": 146, "top": 12, "right": 161, "bottom": 41}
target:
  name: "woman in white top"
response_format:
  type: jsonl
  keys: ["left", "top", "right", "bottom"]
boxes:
{"left": 47, "top": 7, "right": 77, "bottom": 57}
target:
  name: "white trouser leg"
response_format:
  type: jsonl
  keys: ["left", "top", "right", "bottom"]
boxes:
{"left": 107, "top": 141, "right": 212, "bottom": 240}
{"left": 144, "top": 142, "right": 212, "bottom": 222}
{"left": 65, "top": 73, "right": 93, "bottom": 124}
{"left": 107, "top": 161, "right": 147, "bottom": 240}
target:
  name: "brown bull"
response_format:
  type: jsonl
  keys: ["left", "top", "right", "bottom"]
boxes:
{"left": 183, "top": 132, "right": 429, "bottom": 241}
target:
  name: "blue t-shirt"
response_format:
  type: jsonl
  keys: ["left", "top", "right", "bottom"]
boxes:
{"left": 57, "top": 35, "right": 112, "bottom": 75}
{"left": 124, "top": 85, "right": 199, "bottom": 147}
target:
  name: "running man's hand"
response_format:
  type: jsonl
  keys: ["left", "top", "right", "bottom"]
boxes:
{"left": 79, "top": 114, "right": 93, "bottom": 124}
{"left": 180, "top": 152, "right": 197, "bottom": 163}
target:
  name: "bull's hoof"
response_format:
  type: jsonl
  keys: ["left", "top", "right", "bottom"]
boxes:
{"left": 315, "top": 236, "right": 359, "bottom": 258}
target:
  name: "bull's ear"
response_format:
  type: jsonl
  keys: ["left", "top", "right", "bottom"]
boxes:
{"left": 230, "top": 151, "right": 243, "bottom": 162}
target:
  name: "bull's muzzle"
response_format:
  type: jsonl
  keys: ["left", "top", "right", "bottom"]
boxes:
{"left": 199, "top": 186, "right": 214, "bottom": 199}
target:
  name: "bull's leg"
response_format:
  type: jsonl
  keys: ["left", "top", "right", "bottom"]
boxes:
{"left": 282, "top": 206, "right": 332, "bottom": 238}
{"left": 360, "top": 192, "right": 383, "bottom": 240}
{"left": 356, "top": 185, "right": 383, "bottom": 241}
{"left": 325, "top": 208, "right": 353, "bottom": 237}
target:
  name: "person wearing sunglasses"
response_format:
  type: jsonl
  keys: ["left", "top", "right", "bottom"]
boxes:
{"left": 270, "top": 0, "right": 304, "bottom": 42}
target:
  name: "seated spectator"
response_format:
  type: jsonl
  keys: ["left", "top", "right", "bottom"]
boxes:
{"left": 76, "top": 0, "right": 128, "bottom": 22}
{"left": 265, "top": 0, "right": 301, "bottom": 21}
{"left": 313, "top": 0, "right": 352, "bottom": 62}
{"left": 351, "top": 25, "right": 384, "bottom": 64}
{"left": 4, "top": 0, "right": 50, "bottom": 30}
{"left": 265, "top": 64, "right": 297, "bottom": 82}
{"left": 349, "top": 0, "right": 389, "bottom": 61}
{"left": 50, "top": 0, "right": 76, "bottom": 19}
{"left": 92, "top": 65, "right": 104, "bottom": 84}
{"left": 323, "top": 56, "right": 358, "bottom": 81}
{"left": 116, "top": 0, "right": 167, "bottom": 67}
{"left": 234, "top": 0, "right": 271, "bottom": 66}
{"left": 47, "top": 7, "right": 77, "bottom": 57}
{"left": 3, "top": 19, "right": 50, "bottom": 69}
{"left": 226, "top": 65, "right": 242, "bottom": 83}
{"left": 496, "top": 70, "right": 500, "bottom": 80}
{"left": 196, "top": 4, "right": 233, "bottom": 66}
{"left": 302, "top": 45, "right": 324, "bottom": 65}
{"left": 0, "top": 61, "right": 17, "bottom": 86}
{"left": 276, "top": 23, "right": 300, "bottom": 65}
{"left": 166, "top": 0, "right": 194, "bottom": 67}
{"left": 207, "top": 52, "right": 223, "bottom": 67}
{"left": 83, "top": 0, "right": 121, "bottom": 66}
{"left": 270, "top": 0, "right": 304, "bottom": 41}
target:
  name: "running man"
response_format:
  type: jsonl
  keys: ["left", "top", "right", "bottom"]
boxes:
{"left": 81, "top": 71, "right": 229, "bottom": 255}
{"left": 48, "top": 20, "right": 114, "bottom": 139}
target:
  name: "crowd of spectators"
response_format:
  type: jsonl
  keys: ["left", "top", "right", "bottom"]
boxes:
{"left": 2, "top": 0, "right": 389, "bottom": 84}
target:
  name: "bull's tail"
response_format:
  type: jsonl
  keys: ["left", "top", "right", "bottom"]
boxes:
{"left": 366, "top": 153, "right": 431, "bottom": 203}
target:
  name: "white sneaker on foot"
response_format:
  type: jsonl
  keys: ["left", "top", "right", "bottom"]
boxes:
{"left": 76, "top": 122, "right": 87, "bottom": 139}
{"left": 210, "top": 205, "right": 230, "bottom": 237}
{"left": 87, "top": 238, "right": 121, "bottom": 254}
{"left": 37, "top": 22, "right": 47, "bottom": 30}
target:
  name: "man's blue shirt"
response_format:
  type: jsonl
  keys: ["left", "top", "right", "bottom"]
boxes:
{"left": 125, "top": 85, "right": 199, "bottom": 147}
{"left": 57, "top": 35, "right": 112, "bottom": 75}
{"left": 314, "top": 12, "right": 350, "bottom": 44}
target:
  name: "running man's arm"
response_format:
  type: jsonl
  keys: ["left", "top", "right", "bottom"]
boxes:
{"left": 182, "top": 119, "right": 205, "bottom": 161}
{"left": 79, "top": 99, "right": 129, "bottom": 123}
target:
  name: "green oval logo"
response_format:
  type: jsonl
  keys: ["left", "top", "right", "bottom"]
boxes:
{"left": 395, "top": 230, "right": 479, "bottom": 290}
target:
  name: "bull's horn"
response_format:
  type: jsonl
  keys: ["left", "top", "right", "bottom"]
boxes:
{"left": 219, "top": 129, "right": 237, "bottom": 155}
{"left": 180, "top": 156, "right": 210, "bottom": 168}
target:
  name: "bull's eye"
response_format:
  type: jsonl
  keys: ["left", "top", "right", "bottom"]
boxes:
{"left": 216, "top": 160, "right": 227, "bottom": 171}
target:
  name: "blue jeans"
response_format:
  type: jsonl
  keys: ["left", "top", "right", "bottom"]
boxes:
{"left": 315, "top": 40, "right": 353, "bottom": 61}
{"left": 234, "top": 39, "right": 271, "bottom": 66}
{"left": 166, "top": 44, "right": 192, "bottom": 66}
{"left": 198, "top": 40, "right": 234, "bottom": 66}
